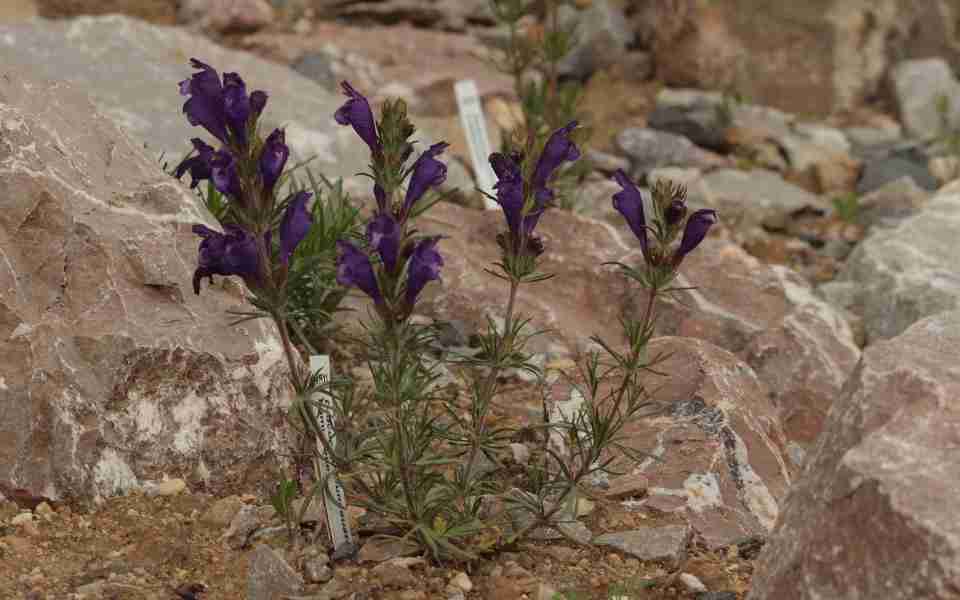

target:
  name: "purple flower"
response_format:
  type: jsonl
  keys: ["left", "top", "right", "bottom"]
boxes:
{"left": 179, "top": 59, "right": 267, "bottom": 150}
{"left": 279, "top": 191, "right": 313, "bottom": 264}
{"left": 490, "top": 153, "right": 528, "bottom": 234}
{"left": 405, "top": 237, "right": 443, "bottom": 305}
{"left": 179, "top": 59, "right": 228, "bottom": 144}
{"left": 336, "top": 241, "right": 382, "bottom": 302}
{"left": 211, "top": 150, "right": 242, "bottom": 200}
{"left": 223, "top": 73, "right": 251, "bottom": 149}
{"left": 367, "top": 213, "right": 402, "bottom": 272}
{"left": 250, "top": 90, "right": 268, "bottom": 120}
{"left": 612, "top": 169, "right": 649, "bottom": 255}
{"left": 334, "top": 81, "right": 381, "bottom": 155}
{"left": 192, "top": 223, "right": 261, "bottom": 295}
{"left": 402, "top": 142, "right": 448, "bottom": 218}
{"left": 259, "top": 128, "right": 289, "bottom": 195}
{"left": 174, "top": 138, "right": 216, "bottom": 188}
{"left": 665, "top": 199, "right": 687, "bottom": 228}
{"left": 674, "top": 209, "right": 718, "bottom": 264}
{"left": 374, "top": 183, "right": 388, "bottom": 215}
{"left": 532, "top": 121, "right": 580, "bottom": 190}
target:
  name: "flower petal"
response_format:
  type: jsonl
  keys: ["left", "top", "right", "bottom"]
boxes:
{"left": 334, "top": 81, "right": 380, "bottom": 154}
{"left": 336, "top": 240, "right": 381, "bottom": 302}
{"left": 402, "top": 142, "right": 448, "bottom": 218}
{"left": 405, "top": 237, "right": 443, "bottom": 305}
{"left": 612, "top": 169, "right": 648, "bottom": 254}
{"left": 279, "top": 191, "right": 314, "bottom": 264}
{"left": 367, "top": 213, "right": 402, "bottom": 273}
{"left": 675, "top": 209, "right": 718, "bottom": 262}
{"left": 533, "top": 121, "right": 580, "bottom": 190}
{"left": 259, "top": 128, "right": 289, "bottom": 194}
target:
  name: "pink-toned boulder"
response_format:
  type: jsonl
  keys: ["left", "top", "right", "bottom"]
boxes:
{"left": 615, "top": 337, "right": 792, "bottom": 549}
{"left": 749, "top": 310, "right": 960, "bottom": 600}
{"left": 0, "top": 55, "right": 294, "bottom": 502}
{"left": 407, "top": 203, "right": 859, "bottom": 464}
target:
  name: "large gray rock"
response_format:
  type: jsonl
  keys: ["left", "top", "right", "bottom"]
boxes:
{"left": 749, "top": 310, "right": 960, "bottom": 600}
{"left": 890, "top": 58, "right": 960, "bottom": 140}
{"left": 616, "top": 128, "right": 727, "bottom": 179}
{"left": 833, "top": 182, "right": 960, "bottom": 343}
{"left": 556, "top": 0, "right": 633, "bottom": 80}
{"left": 0, "top": 15, "right": 374, "bottom": 182}
{"left": 0, "top": 46, "right": 294, "bottom": 502}
{"left": 689, "top": 169, "right": 829, "bottom": 232}
{"left": 248, "top": 544, "right": 304, "bottom": 600}
{"left": 854, "top": 176, "right": 931, "bottom": 230}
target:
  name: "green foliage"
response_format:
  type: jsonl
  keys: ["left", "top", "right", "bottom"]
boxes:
{"left": 832, "top": 192, "right": 860, "bottom": 223}
{"left": 270, "top": 477, "right": 299, "bottom": 544}
{"left": 283, "top": 168, "right": 362, "bottom": 354}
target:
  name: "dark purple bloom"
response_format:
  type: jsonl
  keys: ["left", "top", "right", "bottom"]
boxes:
{"left": 192, "top": 223, "right": 260, "bottom": 295}
{"left": 334, "top": 81, "right": 380, "bottom": 155}
{"left": 250, "top": 90, "right": 268, "bottom": 120}
{"left": 665, "top": 199, "right": 687, "bottom": 228}
{"left": 259, "top": 128, "right": 289, "bottom": 194}
{"left": 174, "top": 138, "right": 216, "bottom": 188}
{"left": 532, "top": 121, "right": 580, "bottom": 190}
{"left": 211, "top": 150, "right": 242, "bottom": 200}
{"left": 674, "top": 209, "right": 718, "bottom": 264}
{"left": 179, "top": 59, "right": 266, "bottom": 150}
{"left": 336, "top": 241, "right": 381, "bottom": 302}
{"left": 180, "top": 59, "right": 228, "bottom": 144}
{"left": 489, "top": 152, "right": 526, "bottom": 234}
{"left": 405, "top": 237, "right": 443, "bottom": 305}
{"left": 367, "top": 213, "right": 402, "bottom": 272}
{"left": 402, "top": 142, "right": 448, "bottom": 217}
{"left": 374, "top": 183, "right": 388, "bottom": 215}
{"left": 279, "top": 191, "right": 313, "bottom": 264}
{"left": 612, "top": 169, "right": 648, "bottom": 255}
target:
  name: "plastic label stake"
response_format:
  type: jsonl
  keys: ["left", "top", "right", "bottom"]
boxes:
{"left": 309, "top": 355, "right": 354, "bottom": 553}
{"left": 455, "top": 79, "right": 499, "bottom": 210}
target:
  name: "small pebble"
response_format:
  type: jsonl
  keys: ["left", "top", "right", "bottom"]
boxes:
{"left": 449, "top": 571, "right": 472, "bottom": 592}
{"left": 680, "top": 573, "right": 708, "bottom": 592}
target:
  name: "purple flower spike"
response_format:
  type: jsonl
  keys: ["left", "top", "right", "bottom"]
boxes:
{"left": 402, "top": 142, "right": 448, "bottom": 218}
{"left": 675, "top": 209, "right": 718, "bottom": 263}
{"left": 533, "top": 121, "right": 580, "bottom": 189}
{"left": 191, "top": 223, "right": 260, "bottom": 295}
{"left": 180, "top": 59, "right": 229, "bottom": 145}
{"left": 406, "top": 237, "right": 443, "bottom": 305}
{"left": 175, "top": 138, "right": 217, "bottom": 188}
{"left": 612, "top": 169, "right": 649, "bottom": 255}
{"left": 222, "top": 73, "right": 251, "bottom": 148}
{"left": 334, "top": 81, "right": 381, "bottom": 155}
{"left": 259, "top": 128, "right": 289, "bottom": 194}
{"left": 211, "top": 150, "right": 242, "bottom": 200}
{"left": 490, "top": 152, "right": 525, "bottom": 235}
{"left": 367, "top": 213, "right": 402, "bottom": 273}
{"left": 279, "top": 191, "right": 314, "bottom": 264}
{"left": 336, "top": 241, "right": 382, "bottom": 302}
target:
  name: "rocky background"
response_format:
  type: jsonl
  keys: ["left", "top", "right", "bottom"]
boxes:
{"left": 0, "top": 1, "right": 958, "bottom": 599}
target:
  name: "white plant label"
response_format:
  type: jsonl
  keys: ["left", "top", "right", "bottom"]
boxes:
{"left": 454, "top": 79, "right": 499, "bottom": 210}
{"left": 309, "top": 355, "right": 354, "bottom": 552}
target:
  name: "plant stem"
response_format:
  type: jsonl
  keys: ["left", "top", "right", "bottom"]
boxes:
{"left": 461, "top": 276, "right": 521, "bottom": 492}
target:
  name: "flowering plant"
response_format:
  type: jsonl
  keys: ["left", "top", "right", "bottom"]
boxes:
{"left": 488, "top": 0, "right": 593, "bottom": 210}
{"left": 174, "top": 60, "right": 717, "bottom": 562}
